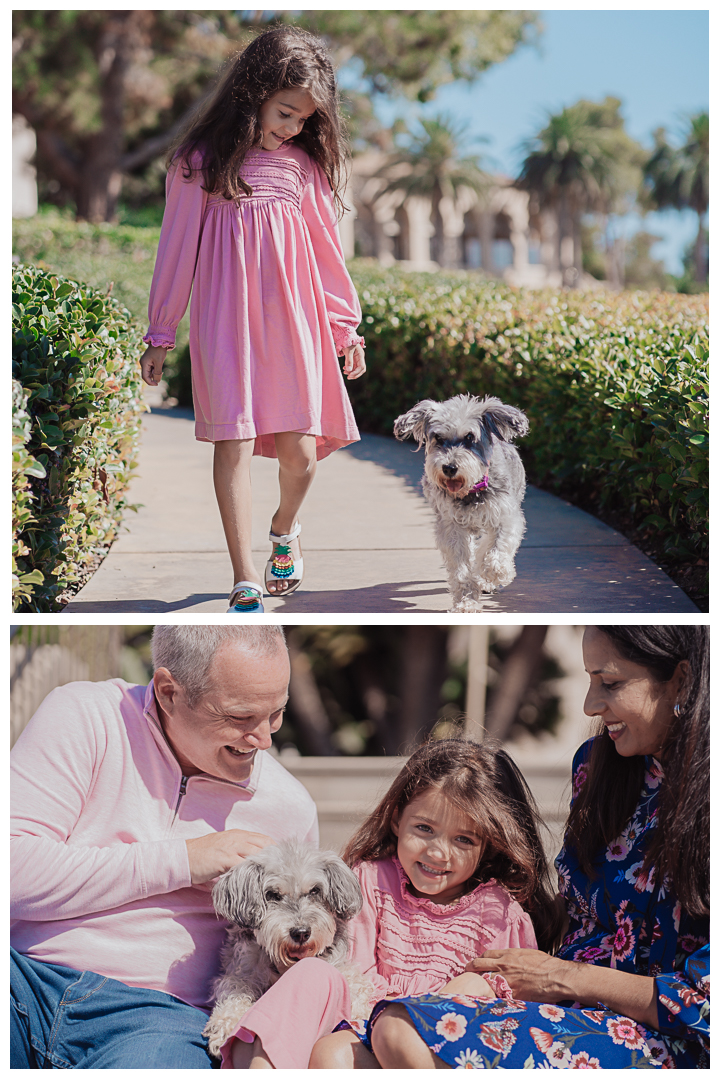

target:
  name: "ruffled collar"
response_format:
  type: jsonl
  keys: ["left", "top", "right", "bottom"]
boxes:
{"left": 391, "top": 855, "right": 499, "bottom": 913}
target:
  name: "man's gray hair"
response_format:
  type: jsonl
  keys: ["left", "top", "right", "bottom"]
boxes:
{"left": 151, "top": 626, "right": 287, "bottom": 707}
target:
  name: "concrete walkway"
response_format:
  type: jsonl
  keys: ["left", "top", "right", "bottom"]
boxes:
{"left": 66, "top": 395, "right": 698, "bottom": 615}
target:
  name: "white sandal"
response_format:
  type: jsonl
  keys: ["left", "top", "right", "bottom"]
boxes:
{"left": 226, "top": 581, "right": 264, "bottom": 614}
{"left": 265, "top": 523, "right": 304, "bottom": 596}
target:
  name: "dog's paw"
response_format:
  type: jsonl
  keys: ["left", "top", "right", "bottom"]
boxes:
{"left": 203, "top": 996, "right": 255, "bottom": 1058}
{"left": 450, "top": 596, "right": 483, "bottom": 613}
{"left": 483, "top": 552, "right": 516, "bottom": 588}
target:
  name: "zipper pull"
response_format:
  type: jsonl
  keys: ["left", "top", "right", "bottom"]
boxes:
{"left": 173, "top": 775, "right": 188, "bottom": 821}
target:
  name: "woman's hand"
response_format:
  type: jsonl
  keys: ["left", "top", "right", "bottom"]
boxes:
{"left": 465, "top": 949, "right": 566, "bottom": 1003}
{"left": 140, "top": 345, "right": 169, "bottom": 386}
{"left": 466, "top": 949, "right": 659, "bottom": 1030}
{"left": 341, "top": 343, "right": 366, "bottom": 380}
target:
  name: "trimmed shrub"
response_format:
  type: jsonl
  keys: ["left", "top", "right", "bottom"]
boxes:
{"left": 347, "top": 264, "right": 709, "bottom": 563}
{"left": 12, "top": 380, "right": 46, "bottom": 610}
{"left": 12, "top": 207, "right": 189, "bottom": 385}
{"left": 12, "top": 265, "right": 147, "bottom": 611}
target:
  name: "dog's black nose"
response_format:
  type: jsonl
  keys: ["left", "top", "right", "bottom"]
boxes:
{"left": 442, "top": 464, "right": 458, "bottom": 477}
{"left": 289, "top": 927, "right": 310, "bottom": 944}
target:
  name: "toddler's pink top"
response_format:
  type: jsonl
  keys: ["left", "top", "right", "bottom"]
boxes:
{"left": 348, "top": 857, "right": 537, "bottom": 1007}
{"left": 144, "top": 142, "right": 362, "bottom": 458}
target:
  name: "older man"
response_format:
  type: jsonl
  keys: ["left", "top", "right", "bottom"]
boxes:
{"left": 11, "top": 626, "right": 318, "bottom": 1069}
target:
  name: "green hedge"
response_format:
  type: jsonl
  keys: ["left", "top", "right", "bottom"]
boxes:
{"left": 347, "top": 264, "right": 709, "bottom": 563}
{"left": 12, "top": 380, "right": 46, "bottom": 609}
{"left": 12, "top": 265, "right": 147, "bottom": 611}
{"left": 12, "top": 207, "right": 190, "bottom": 384}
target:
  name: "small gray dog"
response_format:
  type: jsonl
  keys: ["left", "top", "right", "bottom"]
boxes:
{"left": 203, "top": 839, "right": 373, "bottom": 1058}
{"left": 395, "top": 394, "right": 529, "bottom": 612}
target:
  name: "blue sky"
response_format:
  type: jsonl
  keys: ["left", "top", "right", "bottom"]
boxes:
{"left": 349, "top": 9, "right": 709, "bottom": 275}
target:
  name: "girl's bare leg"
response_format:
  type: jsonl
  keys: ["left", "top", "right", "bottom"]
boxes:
{"left": 231, "top": 1035, "right": 273, "bottom": 1069}
{"left": 371, "top": 1004, "right": 450, "bottom": 1069}
{"left": 213, "top": 438, "right": 261, "bottom": 591}
{"left": 267, "top": 432, "right": 317, "bottom": 594}
{"left": 309, "top": 1030, "right": 380, "bottom": 1069}
{"left": 438, "top": 971, "right": 495, "bottom": 999}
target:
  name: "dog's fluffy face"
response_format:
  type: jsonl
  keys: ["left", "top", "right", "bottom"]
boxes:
{"left": 394, "top": 394, "right": 529, "bottom": 499}
{"left": 211, "top": 841, "right": 363, "bottom": 974}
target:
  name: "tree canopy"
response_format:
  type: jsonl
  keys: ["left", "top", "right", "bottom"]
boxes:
{"left": 298, "top": 10, "right": 540, "bottom": 101}
{"left": 13, "top": 9, "right": 540, "bottom": 221}
{"left": 516, "top": 96, "right": 644, "bottom": 285}
{"left": 643, "top": 112, "right": 709, "bottom": 284}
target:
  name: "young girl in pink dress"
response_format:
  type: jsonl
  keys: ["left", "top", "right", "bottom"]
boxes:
{"left": 140, "top": 27, "right": 365, "bottom": 614}
{"left": 217, "top": 739, "right": 563, "bottom": 1068}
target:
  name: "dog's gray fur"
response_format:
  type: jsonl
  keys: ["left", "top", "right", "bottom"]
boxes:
{"left": 395, "top": 394, "right": 529, "bottom": 612}
{"left": 203, "top": 839, "right": 373, "bottom": 1058}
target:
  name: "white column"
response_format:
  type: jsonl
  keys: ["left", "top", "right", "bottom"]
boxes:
{"left": 338, "top": 200, "right": 356, "bottom": 261}
{"left": 12, "top": 115, "right": 38, "bottom": 218}
{"left": 404, "top": 195, "right": 434, "bottom": 265}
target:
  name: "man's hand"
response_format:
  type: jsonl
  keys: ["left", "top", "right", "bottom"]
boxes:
{"left": 341, "top": 343, "right": 366, "bottom": 380}
{"left": 140, "top": 345, "right": 169, "bottom": 386}
{"left": 186, "top": 829, "right": 276, "bottom": 885}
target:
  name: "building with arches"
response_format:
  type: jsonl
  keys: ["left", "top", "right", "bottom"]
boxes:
{"left": 340, "top": 150, "right": 598, "bottom": 290}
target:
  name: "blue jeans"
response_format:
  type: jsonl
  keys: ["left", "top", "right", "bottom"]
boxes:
{"left": 11, "top": 948, "right": 219, "bottom": 1068}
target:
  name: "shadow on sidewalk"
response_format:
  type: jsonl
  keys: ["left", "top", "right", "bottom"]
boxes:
{"left": 65, "top": 581, "right": 476, "bottom": 615}
{"left": 66, "top": 593, "right": 227, "bottom": 613}
{"left": 344, "top": 433, "right": 425, "bottom": 495}
{"left": 268, "top": 580, "right": 500, "bottom": 614}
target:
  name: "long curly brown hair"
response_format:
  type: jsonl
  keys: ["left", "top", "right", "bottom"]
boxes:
{"left": 342, "top": 739, "right": 565, "bottom": 954}
{"left": 166, "top": 25, "right": 349, "bottom": 207}
{"left": 565, "top": 626, "right": 709, "bottom": 919}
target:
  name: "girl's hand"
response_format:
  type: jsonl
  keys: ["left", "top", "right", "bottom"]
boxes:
{"left": 465, "top": 949, "right": 566, "bottom": 1003}
{"left": 341, "top": 343, "right": 366, "bottom": 380}
{"left": 140, "top": 345, "right": 168, "bottom": 386}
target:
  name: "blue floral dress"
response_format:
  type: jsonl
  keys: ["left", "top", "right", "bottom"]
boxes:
{"left": 364, "top": 741, "right": 710, "bottom": 1068}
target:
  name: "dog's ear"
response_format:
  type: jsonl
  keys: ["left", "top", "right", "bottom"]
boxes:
{"left": 211, "top": 859, "right": 266, "bottom": 929}
{"left": 318, "top": 853, "right": 364, "bottom": 921}
{"left": 393, "top": 400, "right": 437, "bottom": 446}
{"left": 479, "top": 398, "right": 529, "bottom": 442}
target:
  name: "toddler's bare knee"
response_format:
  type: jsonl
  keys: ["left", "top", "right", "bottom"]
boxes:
{"left": 369, "top": 1003, "right": 408, "bottom": 1055}
{"left": 309, "top": 1032, "right": 351, "bottom": 1069}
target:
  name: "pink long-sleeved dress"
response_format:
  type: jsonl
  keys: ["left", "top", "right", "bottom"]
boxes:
{"left": 144, "top": 143, "right": 363, "bottom": 459}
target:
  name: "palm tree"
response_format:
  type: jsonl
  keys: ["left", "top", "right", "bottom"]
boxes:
{"left": 643, "top": 112, "right": 709, "bottom": 285}
{"left": 376, "top": 113, "right": 489, "bottom": 267}
{"left": 517, "top": 97, "right": 642, "bottom": 287}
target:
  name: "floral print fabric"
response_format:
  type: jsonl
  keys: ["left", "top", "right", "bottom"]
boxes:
{"left": 366, "top": 741, "right": 710, "bottom": 1068}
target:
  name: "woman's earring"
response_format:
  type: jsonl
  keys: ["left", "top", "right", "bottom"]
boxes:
{"left": 673, "top": 703, "right": 682, "bottom": 718}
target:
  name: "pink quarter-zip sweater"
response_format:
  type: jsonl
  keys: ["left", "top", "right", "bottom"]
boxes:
{"left": 10, "top": 679, "right": 318, "bottom": 1011}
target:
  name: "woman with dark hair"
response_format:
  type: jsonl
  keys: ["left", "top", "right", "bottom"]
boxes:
{"left": 362, "top": 625, "right": 710, "bottom": 1069}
